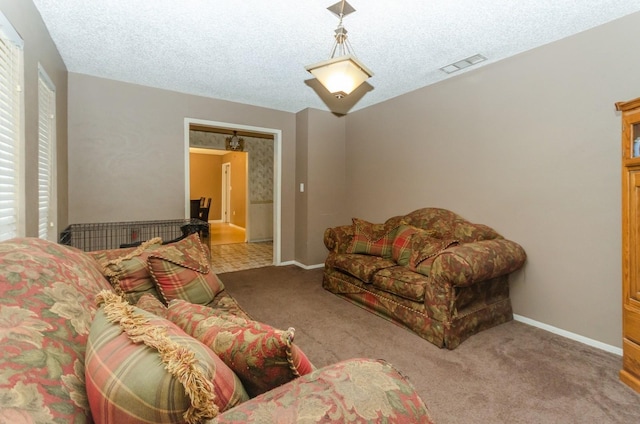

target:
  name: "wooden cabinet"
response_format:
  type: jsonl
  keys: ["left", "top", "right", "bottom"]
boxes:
{"left": 616, "top": 97, "right": 640, "bottom": 393}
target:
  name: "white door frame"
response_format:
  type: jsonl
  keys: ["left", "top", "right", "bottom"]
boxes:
{"left": 184, "top": 118, "right": 282, "bottom": 265}
{"left": 222, "top": 162, "right": 231, "bottom": 223}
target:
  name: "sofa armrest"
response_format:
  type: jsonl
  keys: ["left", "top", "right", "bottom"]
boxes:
{"left": 323, "top": 225, "right": 354, "bottom": 253}
{"left": 430, "top": 239, "right": 526, "bottom": 287}
{"left": 212, "top": 358, "right": 433, "bottom": 423}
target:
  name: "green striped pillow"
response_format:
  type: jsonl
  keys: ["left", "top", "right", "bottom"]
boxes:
{"left": 85, "top": 291, "right": 248, "bottom": 424}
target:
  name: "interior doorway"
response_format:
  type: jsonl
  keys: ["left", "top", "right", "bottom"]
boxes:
{"left": 183, "top": 118, "right": 282, "bottom": 266}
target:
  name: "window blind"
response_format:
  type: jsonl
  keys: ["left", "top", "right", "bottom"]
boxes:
{"left": 38, "top": 66, "right": 56, "bottom": 240}
{"left": 0, "top": 14, "right": 23, "bottom": 242}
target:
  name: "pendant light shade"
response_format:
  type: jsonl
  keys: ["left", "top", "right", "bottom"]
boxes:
{"left": 305, "top": 1, "right": 373, "bottom": 99}
{"left": 305, "top": 55, "right": 373, "bottom": 98}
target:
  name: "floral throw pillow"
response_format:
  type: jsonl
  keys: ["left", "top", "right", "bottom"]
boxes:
{"left": 409, "top": 233, "right": 459, "bottom": 270}
{"left": 135, "top": 293, "right": 169, "bottom": 318}
{"left": 166, "top": 299, "right": 315, "bottom": 398}
{"left": 347, "top": 216, "right": 405, "bottom": 259}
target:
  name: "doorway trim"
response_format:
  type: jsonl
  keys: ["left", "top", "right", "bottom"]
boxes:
{"left": 184, "top": 118, "right": 282, "bottom": 266}
{"left": 221, "top": 162, "right": 231, "bottom": 223}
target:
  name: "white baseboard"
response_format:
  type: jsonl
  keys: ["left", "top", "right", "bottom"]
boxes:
{"left": 276, "top": 261, "right": 324, "bottom": 270}
{"left": 249, "top": 238, "right": 273, "bottom": 243}
{"left": 513, "top": 314, "right": 622, "bottom": 356}
{"left": 293, "top": 262, "right": 325, "bottom": 270}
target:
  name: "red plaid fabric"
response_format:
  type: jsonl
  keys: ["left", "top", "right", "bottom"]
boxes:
{"left": 148, "top": 233, "right": 224, "bottom": 305}
{"left": 391, "top": 225, "right": 420, "bottom": 265}
{"left": 346, "top": 217, "right": 405, "bottom": 258}
{"left": 86, "top": 305, "right": 249, "bottom": 423}
{"left": 91, "top": 241, "right": 164, "bottom": 304}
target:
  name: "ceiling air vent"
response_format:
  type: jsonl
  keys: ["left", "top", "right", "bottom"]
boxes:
{"left": 440, "top": 54, "right": 487, "bottom": 74}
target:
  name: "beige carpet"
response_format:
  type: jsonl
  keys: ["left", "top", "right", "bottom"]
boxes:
{"left": 218, "top": 265, "right": 640, "bottom": 424}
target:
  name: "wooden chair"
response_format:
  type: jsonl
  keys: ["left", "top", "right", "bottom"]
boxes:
{"left": 190, "top": 199, "right": 201, "bottom": 219}
{"left": 198, "top": 198, "right": 211, "bottom": 222}
{"left": 198, "top": 198, "right": 211, "bottom": 237}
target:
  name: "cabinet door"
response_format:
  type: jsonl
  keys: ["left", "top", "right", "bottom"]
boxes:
{"left": 627, "top": 170, "right": 640, "bottom": 307}
{"left": 624, "top": 169, "right": 640, "bottom": 352}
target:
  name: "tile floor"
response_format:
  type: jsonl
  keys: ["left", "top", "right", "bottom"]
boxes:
{"left": 205, "top": 222, "right": 273, "bottom": 274}
{"left": 209, "top": 241, "right": 273, "bottom": 274}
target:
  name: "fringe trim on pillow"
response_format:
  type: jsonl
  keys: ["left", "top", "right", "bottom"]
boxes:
{"left": 283, "top": 327, "right": 302, "bottom": 377}
{"left": 100, "top": 237, "right": 163, "bottom": 295}
{"left": 95, "top": 290, "right": 219, "bottom": 423}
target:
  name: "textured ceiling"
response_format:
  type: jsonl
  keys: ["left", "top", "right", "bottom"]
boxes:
{"left": 32, "top": 0, "right": 640, "bottom": 114}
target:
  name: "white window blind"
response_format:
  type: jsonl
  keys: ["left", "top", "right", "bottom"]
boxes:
{"left": 0, "top": 13, "right": 23, "bottom": 242}
{"left": 38, "top": 66, "right": 56, "bottom": 240}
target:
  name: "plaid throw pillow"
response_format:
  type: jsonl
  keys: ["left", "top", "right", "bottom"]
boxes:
{"left": 148, "top": 233, "right": 224, "bottom": 305}
{"left": 86, "top": 291, "right": 248, "bottom": 424}
{"left": 167, "top": 299, "right": 315, "bottom": 398}
{"left": 391, "top": 225, "right": 420, "bottom": 265}
{"left": 93, "top": 238, "right": 164, "bottom": 304}
{"left": 347, "top": 216, "right": 405, "bottom": 259}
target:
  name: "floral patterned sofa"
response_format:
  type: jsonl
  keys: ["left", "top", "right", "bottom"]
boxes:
{"left": 0, "top": 235, "right": 434, "bottom": 423}
{"left": 323, "top": 208, "right": 527, "bottom": 349}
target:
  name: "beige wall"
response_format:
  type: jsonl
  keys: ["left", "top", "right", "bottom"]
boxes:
{"left": 1, "top": 1, "right": 68, "bottom": 236}
{"left": 345, "top": 12, "right": 640, "bottom": 348}
{"left": 67, "top": 73, "right": 296, "bottom": 260}
{"left": 295, "top": 108, "right": 348, "bottom": 264}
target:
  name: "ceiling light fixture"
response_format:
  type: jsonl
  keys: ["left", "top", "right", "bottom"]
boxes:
{"left": 305, "top": 0, "right": 373, "bottom": 99}
{"left": 225, "top": 131, "right": 244, "bottom": 151}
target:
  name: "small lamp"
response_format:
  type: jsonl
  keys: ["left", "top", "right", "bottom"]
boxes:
{"left": 305, "top": 1, "right": 373, "bottom": 99}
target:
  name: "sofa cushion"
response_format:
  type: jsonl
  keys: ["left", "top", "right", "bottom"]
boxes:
{"left": 166, "top": 299, "right": 314, "bottom": 398}
{"left": 86, "top": 291, "right": 248, "bottom": 424}
{"left": 372, "top": 266, "right": 428, "bottom": 302}
{"left": 329, "top": 253, "right": 396, "bottom": 282}
{"left": 0, "top": 238, "right": 113, "bottom": 423}
{"left": 148, "top": 233, "right": 224, "bottom": 305}
{"left": 347, "top": 217, "right": 405, "bottom": 258}
{"left": 92, "top": 237, "right": 164, "bottom": 304}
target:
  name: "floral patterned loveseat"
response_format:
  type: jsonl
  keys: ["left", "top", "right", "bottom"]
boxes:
{"left": 323, "top": 208, "right": 527, "bottom": 349}
{"left": 0, "top": 236, "right": 434, "bottom": 423}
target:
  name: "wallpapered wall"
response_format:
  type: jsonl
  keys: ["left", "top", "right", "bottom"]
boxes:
{"left": 189, "top": 130, "right": 274, "bottom": 204}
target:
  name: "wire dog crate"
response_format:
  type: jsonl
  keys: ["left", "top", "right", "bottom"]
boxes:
{"left": 59, "top": 219, "right": 208, "bottom": 252}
